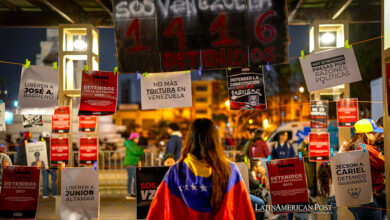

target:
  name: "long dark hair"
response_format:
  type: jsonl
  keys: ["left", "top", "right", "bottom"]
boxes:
{"left": 318, "top": 163, "right": 332, "bottom": 197}
{"left": 178, "top": 118, "right": 231, "bottom": 211}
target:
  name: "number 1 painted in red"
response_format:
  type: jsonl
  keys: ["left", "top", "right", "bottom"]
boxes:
{"left": 210, "top": 14, "right": 237, "bottom": 47}
{"left": 126, "top": 18, "right": 148, "bottom": 52}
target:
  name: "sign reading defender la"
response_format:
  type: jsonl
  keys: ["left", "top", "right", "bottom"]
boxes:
{"left": 140, "top": 72, "right": 192, "bottom": 110}
{"left": 300, "top": 47, "right": 361, "bottom": 92}
{"left": 330, "top": 150, "right": 373, "bottom": 207}
{"left": 17, "top": 65, "right": 59, "bottom": 115}
{"left": 60, "top": 168, "right": 99, "bottom": 220}
{"left": 227, "top": 67, "right": 267, "bottom": 110}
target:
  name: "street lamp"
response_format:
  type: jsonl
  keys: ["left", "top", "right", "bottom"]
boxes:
{"left": 225, "top": 100, "right": 230, "bottom": 109}
{"left": 299, "top": 86, "right": 305, "bottom": 93}
{"left": 309, "top": 22, "right": 347, "bottom": 52}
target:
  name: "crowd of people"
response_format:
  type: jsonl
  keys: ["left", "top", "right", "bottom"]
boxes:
{"left": 0, "top": 116, "right": 386, "bottom": 219}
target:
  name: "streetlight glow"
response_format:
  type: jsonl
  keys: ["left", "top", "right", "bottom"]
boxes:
{"left": 74, "top": 36, "right": 87, "bottom": 50}
{"left": 320, "top": 32, "right": 336, "bottom": 45}
{"left": 13, "top": 100, "right": 18, "bottom": 108}
{"left": 299, "top": 86, "right": 305, "bottom": 93}
{"left": 225, "top": 100, "right": 230, "bottom": 108}
{"left": 248, "top": 119, "right": 253, "bottom": 124}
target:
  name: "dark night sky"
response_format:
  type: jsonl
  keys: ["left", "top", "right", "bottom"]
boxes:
{"left": 0, "top": 26, "right": 309, "bottom": 109}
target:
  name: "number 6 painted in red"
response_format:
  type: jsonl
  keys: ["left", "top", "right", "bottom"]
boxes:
{"left": 256, "top": 11, "right": 276, "bottom": 43}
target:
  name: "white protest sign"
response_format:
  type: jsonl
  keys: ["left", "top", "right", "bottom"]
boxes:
{"left": 26, "top": 141, "right": 49, "bottom": 169}
{"left": 61, "top": 168, "right": 99, "bottom": 220}
{"left": 140, "top": 72, "right": 192, "bottom": 110}
{"left": 300, "top": 47, "right": 362, "bottom": 92}
{"left": 17, "top": 65, "right": 59, "bottom": 115}
{"left": 330, "top": 150, "right": 373, "bottom": 207}
{"left": 0, "top": 102, "right": 5, "bottom": 131}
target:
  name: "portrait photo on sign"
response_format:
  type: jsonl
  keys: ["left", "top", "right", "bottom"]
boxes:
{"left": 22, "top": 114, "right": 43, "bottom": 128}
{"left": 26, "top": 141, "right": 49, "bottom": 169}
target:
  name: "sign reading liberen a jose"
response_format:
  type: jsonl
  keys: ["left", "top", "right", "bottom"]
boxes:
{"left": 330, "top": 150, "right": 373, "bottom": 207}
{"left": 17, "top": 65, "right": 59, "bottom": 115}
{"left": 140, "top": 72, "right": 192, "bottom": 110}
{"left": 300, "top": 47, "right": 362, "bottom": 92}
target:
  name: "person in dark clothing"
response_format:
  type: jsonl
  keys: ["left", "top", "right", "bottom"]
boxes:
{"left": 40, "top": 133, "right": 57, "bottom": 199}
{"left": 164, "top": 123, "right": 182, "bottom": 161}
{"left": 15, "top": 132, "right": 31, "bottom": 166}
{"left": 375, "top": 117, "right": 384, "bottom": 154}
{"left": 271, "top": 131, "right": 296, "bottom": 159}
{"left": 248, "top": 159, "right": 266, "bottom": 220}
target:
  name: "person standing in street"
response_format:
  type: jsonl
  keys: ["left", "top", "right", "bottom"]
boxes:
{"left": 147, "top": 118, "right": 254, "bottom": 219}
{"left": 297, "top": 135, "right": 317, "bottom": 197}
{"left": 165, "top": 123, "right": 182, "bottom": 161}
{"left": 243, "top": 128, "right": 270, "bottom": 159}
{"left": 40, "top": 132, "right": 57, "bottom": 199}
{"left": 343, "top": 119, "right": 385, "bottom": 220}
{"left": 0, "top": 144, "right": 12, "bottom": 192}
{"left": 271, "top": 131, "right": 296, "bottom": 159}
{"left": 123, "top": 132, "right": 145, "bottom": 199}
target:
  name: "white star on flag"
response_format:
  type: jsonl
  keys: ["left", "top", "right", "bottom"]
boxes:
{"left": 200, "top": 184, "right": 207, "bottom": 192}
{"left": 191, "top": 183, "right": 197, "bottom": 191}
{"left": 178, "top": 185, "right": 182, "bottom": 191}
{"left": 184, "top": 185, "right": 189, "bottom": 191}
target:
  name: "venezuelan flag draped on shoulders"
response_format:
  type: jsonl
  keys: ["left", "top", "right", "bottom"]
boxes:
{"left": 147, "top": 153, "right": 255, "bottom": 220}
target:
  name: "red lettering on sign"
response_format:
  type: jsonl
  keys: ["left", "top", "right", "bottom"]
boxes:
{"left": 164, "top": 17, "right": 186, "bottom": 50}
{"left": 264, "top": 47, "right": 276, "bottom": 63}
{"left": 126, "top": 18, "right": 148, "bottom": 52}
{"left": 256, "top": 11, "right": 276, "bottom": 43}
{"left": 250, "top": 48, "right": 264, "bottom": 63}
{"left": 163, "top": 51, "right": 200, "bottom": 69}
{"left": 233, "top": 48, "right": 247, "bottom": 66}
{"left": 210, "top": 14, "right": 237, "bottom": 47}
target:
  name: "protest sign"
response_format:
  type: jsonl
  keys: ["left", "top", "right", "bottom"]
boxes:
{"left": 330, "top": 150, "right": 373, "bottom": 206}
{"left": 22, "top": 114, "right": 43, "bottom": 128}
{"left": 0, "top": 102, "right": 5, "bottom": 131}
{"left": 140, "top": 72, "right": 192, "bottom": 110}
{"left": 308, "top": 132, "right": 330, "bottom": 162}
{"left": 60, "top": 168, "right": 99, "bottom": 220}
{"left": 17, "top": 65, "right": 59, "bottom": 115}
{"left": 266, "top": 158, "right": 309, "bottom": 211}
{"left": 300, "top": 47, "right": 362, "bottom": 92}
{"left": 113, "top": 0, "right": 289, "bottom": 72}
{"left": 26, "top": 141, "right": 48, "bottom": 169}
{"left": 79, "top": 137, "right": 98, "bottom": 166}
{"left": 337, "top": 98, "right": 359, "bottom": 127}
{"left": 0, "top": 166, "right": 40, "bottom": 219}
{"left": 78, "top": 71, "right": 118, "bottom": 116}
{"left": 227, "top": 67, "right": 267, "bottom": 110}
{"left": 267, "top": 158, "right": 309, "bottom": 211}
{"left": 136, "top": 166, "right": 170, "bottom": 219}
{"left": 52, "top": 106, "right": 71, "bottom": 134}
{"left": 79, "top": 116, "right": 97, "bottom": 132}
{"left": 50, "top": 137, "right": 69, "bottom": 166}
{"left": 310, "top": 100, "right": 328, "bottom": 129}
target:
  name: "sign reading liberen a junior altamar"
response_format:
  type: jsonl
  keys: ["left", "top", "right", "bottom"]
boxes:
{"left": 300, "top": 47, "right": 361, "bottom": 92}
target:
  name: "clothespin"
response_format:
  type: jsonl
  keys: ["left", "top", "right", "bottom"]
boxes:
{"left": 53, "top": 61, "right": 58, "bottom": 70}
{"left": 136, "top": 71, "right": 141, "bottom": 80}
{"left": 84, "top": 65, "right": 88, "bottom": 73}
{"left": 143, "top": 72, "right": 150, "bottom": 78}
{"left": 33, "top": 139, "right": 37, "bottom": 144}
{"left": 184, "top": 70, "right": 189, "bottom": 74}
{"left": 344, "top": 40, "right": 350, "bottom": 49}
{"left": 3, "top": 160, "right": 8, "bottom": 167}
{"left": 299, "top": 152, "right": 302, "bottom": 161}
{"left": 330, "top": 148, "right": 334, "bottom": 157}
{"left": 301, "top": 50, "right": 305, "bottom": 59}
{"left": 25, "top": 59, "right": 31, "bottom": 69}
{"left": 93, "top": 161, "right": 98, "bottom": 171}
{"left": 362, "top": 144, "right": 367, "bottom": 153}
{"left": 138, "top": 161, "right": 141, "bottom": 170}
{"left": 227, "top": 67, "right": 231, "bottom": 71}
{"left": 266, "top": 62, "right": 270, "bottom": 71}
{"left": 198, "top": 67, "right": 202, "bottom": 77}
{"left": 41, "top": 138, "right": 45, "bottom": 142}
{"left": 61, "top": 162, "right": 65, "bottom": 171}
{"left": 267, "top": 155, "right": 271, "bottom": 164}
{"left": 244, "top": 156, "right": 248, "bottom": 166}
{"left": 37, "top": 161, "right": 41, "bottom": 170}
{"left": 114, "top": 67, "right": 118, "bottom": 75}
{"left": 258, "top": 65, "right": 262, "bottom": 69}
